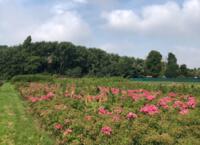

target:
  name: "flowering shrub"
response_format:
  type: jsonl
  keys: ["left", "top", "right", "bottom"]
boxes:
{"left": 17, "top": 79, "right": 199, "bottom": 145}
{"left": 126, "top": 112, "right": 137, "bottom": 120}
{"left": 101, "top": 126, "right": 112, "bottom": 136}
{"left": 54, "top": 123, "right": 63, "bottom": 130}
{"left": 187, "top": 96, "right": 197, "bottom": 108}
{"left": 140, "top": 104, "right": 159, "bottom": 115}
{"left": 27, "top": 92, "right": 54, "bottom": 103}
{"left": 98, "top": 107, "right": 112, "bottom": 115}
{"left": 158, "top": 97, "right": 173, "bottom": 109}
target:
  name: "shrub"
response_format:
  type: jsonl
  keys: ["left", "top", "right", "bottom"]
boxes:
{"left": 11, "top": 74, "right": 55, "bottom": 83}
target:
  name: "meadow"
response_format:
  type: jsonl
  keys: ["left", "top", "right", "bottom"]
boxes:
{"left": 6, "top": 76, "right": 199, "bottom": 145}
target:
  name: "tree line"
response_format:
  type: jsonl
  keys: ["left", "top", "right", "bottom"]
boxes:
{"left": 0, "top": 36, "right": 200, "bottom": 79}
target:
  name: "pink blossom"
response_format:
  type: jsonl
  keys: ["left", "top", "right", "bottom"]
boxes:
{"left": 173, "top": 101, "right": 188, "bottom": 110}
{"left": 54, "top": 123, "right": 63, "bottom": 130}
{"left": 140, "top": 104, "right": 159, "bottom": 115}
{"left": 98, "top": 107, "right": 112, "bottom": 115}
{"left": 168, "top": 92, "right": 177, "bottom": 97}
{"left": 40, "top": 95, "right": 50, "bottom": 101}
{"left": 65, "top": 92, "right": 70, "bottom": 97}
{"left": 131, "top": 94, "right": 142, "bottom": 101}
{"left": 111, "top": 88, "right": 120, "bottom": 95}
{"left": 28, "top": 96, "right": 39, "bottom": 103}
{"left": 126, "top": 112, "right": 137, "bottom": 120}
{"left": 187, "top": 96, "right": 197, "bottom": 108}
{"left": 63, "top": 129, "right": 72, "bottom": 136}
{"left": 145, "top": 95, "right": 156, "bottom": 101}
{"left": 158, "top": 97, "right": 173, "bottom": 109}
{"left": 95, "top": 95, "right": 101, "bottom": 101}
{"left": 179, "top": 109, "right": 189, "bottom": 115}
{"left": 47, "top": 92, "right": 54, "bottom": 98}
{"left": 98, "top": 86, "right": 110, "bottom": 95}
{"left": 101, "top": 126, "right": 112, "bottom": 135}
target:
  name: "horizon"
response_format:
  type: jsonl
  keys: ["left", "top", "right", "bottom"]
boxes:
{"left": 0, "top": 0, "right": 200, "bottom": 68}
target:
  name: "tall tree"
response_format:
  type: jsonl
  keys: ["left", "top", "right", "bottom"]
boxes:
{"left": 145, "top": 50, "right": 162, "bottom": 77}
{"left": 179, "top": 64, "right": 188, "bottom": 77}
{"left": 23, "top": 35, "right": 32, "bottom": 48}
{"left": 165, "top": 53, "right": 179, "bottom": 78}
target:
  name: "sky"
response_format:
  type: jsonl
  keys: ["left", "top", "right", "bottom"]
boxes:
{"left": 0, "top": 0, "right": 200, "bottom": 68}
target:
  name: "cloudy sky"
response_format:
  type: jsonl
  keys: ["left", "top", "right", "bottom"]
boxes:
{"left": 0, "top": 0, "right": 200, "bottom": 68}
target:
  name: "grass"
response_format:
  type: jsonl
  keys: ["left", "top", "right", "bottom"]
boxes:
{"left": 0, "top": 83, "right": 54, "bottom": 145}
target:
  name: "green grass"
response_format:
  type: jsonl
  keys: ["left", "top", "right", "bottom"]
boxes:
{"left": 0, "top": 83, "right": 54, "bottom": 145}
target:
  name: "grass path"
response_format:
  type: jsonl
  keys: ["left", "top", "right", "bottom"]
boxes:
{"left": 0, "top": 83, "right": 54, "bottom": 145}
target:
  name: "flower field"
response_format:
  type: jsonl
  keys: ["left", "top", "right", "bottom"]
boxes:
{"left": 16, "top": 78, "right": 200, "bottom": 145}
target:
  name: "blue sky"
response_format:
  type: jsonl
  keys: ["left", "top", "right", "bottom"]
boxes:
{"left": 0, "top": 0, "right": 200, "bottom": 68}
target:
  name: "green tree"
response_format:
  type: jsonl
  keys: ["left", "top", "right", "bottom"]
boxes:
{"left": 145, "top": 50, "right": 162, "bottom": 77}
{"left": 165, "top": 53, "right": 179, "bottom": 78}
{"left": 179, "top": 64, "right": 188, "bottom": 77}
{"left": 23, "top": 35, "right": 32, "bottom": 48}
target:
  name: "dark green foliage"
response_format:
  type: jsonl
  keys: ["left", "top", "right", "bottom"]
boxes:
{"left": 0, "top": 36, "right": 140, "bottom": 79}
{"left": 165, "top": 53, "right": 179, "bottom": 78}
{"left": 0, "top": 36, "right": 199, "bottom": 79}
{"left": 145, "top": 50, "right": 163, "bottom": 78}
{"left": 11, "top": 74, "right": 55, "bottom": 82}
{"left": 179, "top": 64, "right": 188, "bottom": 77}
{"left": 23, "top": 35, "right": 32, "bottom": 48}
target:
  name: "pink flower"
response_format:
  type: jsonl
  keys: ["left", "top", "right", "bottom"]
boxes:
{"left": 179, "top": 109, "right": 189, "bottom": 115}
{"left": 65, "top": 92, "right": 70, "bottom": 97}
{"left": 140, "top": 104, "right": 159, "bottom": 115}
{"left": 131, "top": 94, "right": 141, "bottom": 101}
{"left": 28, "top": 96, "right": 39, "bottom": 103}
{"left": 173, "top": 101, "right": 188, "bottom": 110}
{"left": 63, "top": 129, "right": 72, "bottom": 136}
{"left": 54, "top": 123, "right": 63, "bottom": 130}
{"left": 111, "top": 88, "right": 120, "bottom": 95}
{"left": 47, "top": 92, "right": 54, "bottom": 98}
{"left": 158, "top": 97, "right": 173, "bottom": 109}
{"left": 126, "top": 112, "right": 137, "bottom": 120}
{"left": 145, "top": 95, "right": 156, "bottom": 101}
{"left": 98, "top": 107, "right": 112, "bottom": 115}
{"left": 40, "top": 95, "right": 50, "bottom": 101}
{"left": 98, "top": 86, "right": 110, "bottom": 95}
{"left": 187, "top": 96, "right": 197, "bottom": 108}
{"left": 168, "top": 92, "right": 177, "bottom": 97}
{"left": 98, "top": 107, "right": 107, "bottom": 115}
{"left": 101, "top": 126, "right": 112, "bottom": 135}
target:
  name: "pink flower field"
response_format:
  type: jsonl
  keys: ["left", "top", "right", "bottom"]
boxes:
{"left": 17, "top": 78, "right": 200, "bottom": 145}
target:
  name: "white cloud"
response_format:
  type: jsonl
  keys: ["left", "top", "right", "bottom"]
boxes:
{"left": 102, "top": 0, "right": 200, "bottom": 37}
{"left": 32, "top": 11, "right": 91, "bottom": 44}
{"left": 0, "top": 0, "right": 91, "bottom": 45}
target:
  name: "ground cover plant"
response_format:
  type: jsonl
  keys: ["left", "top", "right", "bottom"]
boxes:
{"left": 16, "top": 78, "right": 200, "bottom": 145}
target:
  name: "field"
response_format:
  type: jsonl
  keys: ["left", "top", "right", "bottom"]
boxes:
{"left": 1, "top": 77, "right": 200, "bottom": 145}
